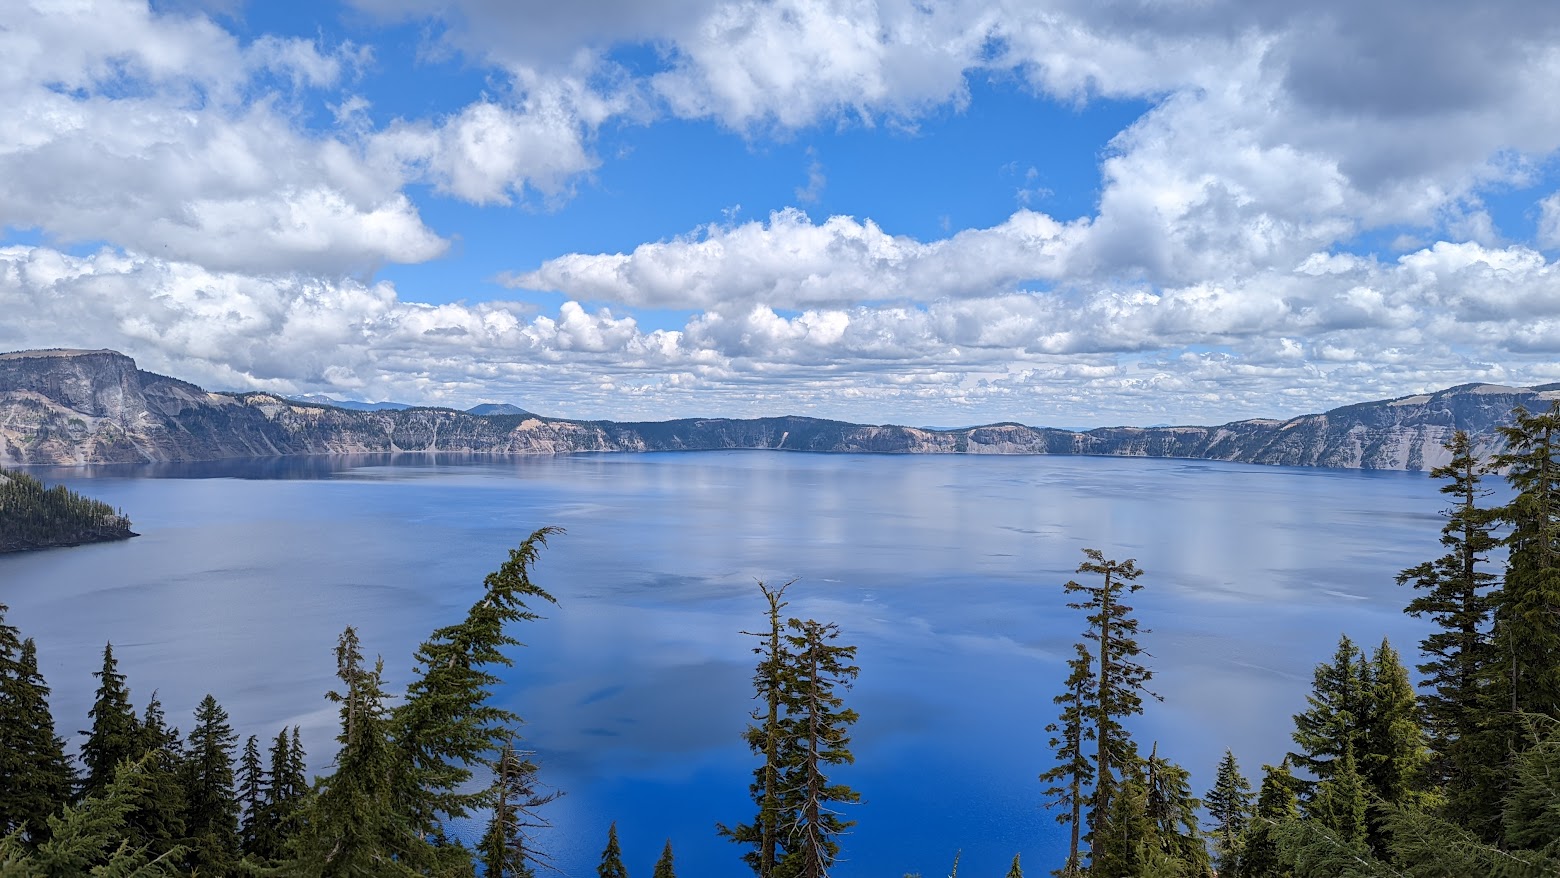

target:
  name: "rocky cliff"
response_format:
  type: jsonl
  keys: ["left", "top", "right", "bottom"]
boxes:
{"left": 1, "top": 349, "right": 1555, "bottom": 469}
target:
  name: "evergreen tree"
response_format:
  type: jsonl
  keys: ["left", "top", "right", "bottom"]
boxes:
{"left": 125, "top": 692, "right": 186, "bottom": 859}
{"left": 289, "top": 627, "right": 413, "bottom": 876}
{"left": 1395, "top": 430, "right": 1499, "bottom": 823}
{"left": 597, "top": 821, "right": 628, "bottom": 878}
{"left": 0, "top": 622, "right": 73, "bottom": 845}
{"left": 1501, "top": 716, "right": 1560, "bottom": 855}
{"left": 80, "top": 642, "right": 140, "bottom": 799}
{"left": 1087, "top": 760, "right": 1151, "bottom": 878}
{"left": 1234, "top": 759, "right": 1299, "bottom": 878}
{"left": 1038, "top": 642, "right": 1095, "bottom": 878}
{"left": 1492, "top": 402, "right": 1560, "bottom": 721}
{"left": 1310, "top": 741, "right": 1368, "bottom": 846}
{"left": 773, "top": 618, "right": 860, "bottom": 878}
{"left": 251, "top": 726, "right": 304, "bottom": 863}
{"left": 652, "top": 840, "right": 676, "bottom": 878}
{"left": 181, "top": 693, "right": 240, "bottom": 875}
{"left": 393, "top": 526, "right": 562, "bottom": 867}
{"left": 1005, "top": 853, "right": 1023, "bottom": 878}
{"left": 236, "top": 734, "right": 264, "bottom": 857}
{"left": 1289, "top": 635, "right": 1368, "bottom": 801}
{"left": 1359, "top": 638, "right": 1430, "bottom": 839}
{"left": 1063, "top": 549, "right": 1157, "bottom": 851}
{"left": 1145, "top": 747, "right": 1210, "bottom": 875}
{"left": 0, "top": 754, "right": 185, "bottom": 877}
{"left": 1205, "top": 749, "right": 1253, "bottom": 874}
{"left": 477, "top": 740, "right": 559, "bottom": 878}
{"left": 720, "top": 579, "right": 795, "bottom": 878}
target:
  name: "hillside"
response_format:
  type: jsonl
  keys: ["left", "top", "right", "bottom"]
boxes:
{"left": 0, "top": 465, "right": 135, "bottom": 551}
{"left": 1, "top": 349, "right": 1555, "bottom": 469}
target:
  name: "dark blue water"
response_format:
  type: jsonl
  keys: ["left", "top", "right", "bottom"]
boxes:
{"left": 0, "top": 452, "right": 1446, "bottom": 876}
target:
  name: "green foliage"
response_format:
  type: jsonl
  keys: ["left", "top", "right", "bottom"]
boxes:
{"left": 1234, "top": 759, "right": 1300, "bottom": 878}
{"left": 394, "top": 526, "right": 562, "bottom": 858}
{"left": 772, "top": 618, "right": 860, "bottom": 878}
{"left": 476, "top": 740, "right": 558, "bottom": 878}
{"left": 651, "top": 840, "right": 676, "bottom": 878}
{"left": 596, "top": 822, "right": 627, "bottom": 878}
{"left": 1038, "top": 642, "right": 1094, "bottom": 878}
{"left": 1289, "top": 635, "right": 1368, "bottom": 803}
{"left": 180, "top": 694, "right": 241, "bottom": 874}
{"left": 1395, "top": 431, "right": 1499, "bottom": 822}
{"left": 80, "top": 643, "right": 140, "bottom": 800}
{"left": 1062, "top": 549, "right": 1156, "bottom": 851}
{"left": 1501, "top": 716, "right": 1560, "bottom": 854}
{"left": 0, "top": 611, "right": 72, "bottom": 847}
{"left": 719, "top": 579, "right": 794, "bottom": 878}
{"left": 0, "top": 466, "right": 133, "bottom": 553}
{"left": 0, "top": 755, "right": 186, "bottom": 877}
{"left": 121, "top": 694, "right": 185, "bottom": 861}
{"left": 1204, "top": 749, "right": 1253, "bottom": 874}
{"left": 1005, "top": 853, "right": 1023, "bottom": 878}
{"left": 236, "top": 734, "right": 264, "bottom": 857}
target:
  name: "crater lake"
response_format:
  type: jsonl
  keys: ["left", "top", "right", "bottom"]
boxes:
{"left": 0, "top": 451, "right": 1447, "bottom": 877}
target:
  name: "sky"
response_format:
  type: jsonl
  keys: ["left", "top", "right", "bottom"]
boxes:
{"left": 5, "top": 0, "right": 1560, "bottom": 427}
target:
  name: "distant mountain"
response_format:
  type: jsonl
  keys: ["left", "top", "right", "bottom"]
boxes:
{"left": 288, "top": 394, "right": 414, "bottom": 412}
{"left": 2, "top": 348, "right": 1556, "bottom": 470}
{"left": 467, "top": 403, "right": 531, "bottom": 416}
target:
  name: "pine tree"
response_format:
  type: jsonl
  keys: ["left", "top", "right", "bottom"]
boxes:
{"left": 0, "top": 620, "right": 73, "bottom": 845}
{"left": 1205, "top": 749, "right": 1253, "bottom": 874}
{"left": 1234, "top": 758, "right": 1299, "bottom": 878}
{"left": 1005, "top": 853, "right": 1023, "bottom": 878}
{"left": 393, "top": 526, "right": 562, "bottom": 867}
{"left": 181, "top": 693, "right": 241, "bottom": 874}
{"left": 1289, "top": 635, "right": 1368, "bottom": 801}
{"left": 1492, "top": 402, "right": 1560, "bottom": 720}
{"left": 1039, "top": 642, "right": 1095, "bottom": 878}
{"left": 477, "top": 740, "right": 559, "bottom": 878}
{"left": 1087, "top": 760, "right": 1151, "bottom": 878}
{"left": 124, "top": 691, "right": 186, "bottom": 859}
{"left": 597, "top": 821, "right": 628, "bottom": 878}
{"left": 1062, "top": 549, "right": 1157, "bottom": 852}
{"left": 290, "top": 627, "right": 414, "bottom": 876}
{"left": 80, "top": 642, "right": 140, "bottom": 799}
{"left": 1501, "top": 715, "right": 1560, "bottom": 855}
{"left": 236, "top": 734, "right": 265, "bottom": 857}
{"left": 1395, "top": 430, "right": 1499, "bottom": 822}
{"left": 1142, "top": 745, "right": 1209, "bottom": 875}
{"left": 652, "top": 840, "right": 677, "bottom": 878}
{"left": 251, "top": 726, "right": 304, "bottom": 863}
{"left": 720, "top": 579, "right": 795, "bottom": 878}
{"left": 1310, "top": 740, "right": 1367, "bottom": 846}
{"left": 1359, "top": 639, "right": 1429, "bottom": 819}
{"left": 773, "top": 618, "right": 860, "bottom": 878}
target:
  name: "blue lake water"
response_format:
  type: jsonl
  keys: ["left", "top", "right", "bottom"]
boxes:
{"left": 0, "top": 451, "right": 1449, "bottom": 876}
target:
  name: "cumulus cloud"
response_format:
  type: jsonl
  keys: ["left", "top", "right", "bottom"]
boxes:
{"left": 7, "top": 241, "right": 1560, "bottom": 427}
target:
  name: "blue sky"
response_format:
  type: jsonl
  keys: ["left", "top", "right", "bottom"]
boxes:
{"left": 6, "top": 0, "right": 1560, "bottom": 425}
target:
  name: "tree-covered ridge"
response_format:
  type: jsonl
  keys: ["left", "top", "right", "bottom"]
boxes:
{"left": 0, "top": 466, "right": 133, "bottom": 553}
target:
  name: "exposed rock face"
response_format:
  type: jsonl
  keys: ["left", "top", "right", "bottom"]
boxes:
{"left": 1, "top": 349, "right": 1556, "bottom": 469}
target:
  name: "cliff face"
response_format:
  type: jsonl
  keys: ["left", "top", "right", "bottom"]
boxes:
{"left": 1, "top": 349, "right": 1555, "bottom": 469}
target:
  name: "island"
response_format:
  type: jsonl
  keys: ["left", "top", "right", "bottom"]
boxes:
{"left": 0, "top": 466, "right": 136, "bottom": 552}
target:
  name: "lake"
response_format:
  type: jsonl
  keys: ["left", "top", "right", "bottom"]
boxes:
{"left": 0, "top": 451, "right": 1447, "bottom": 877}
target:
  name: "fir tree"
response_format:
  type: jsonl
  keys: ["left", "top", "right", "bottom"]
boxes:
{"left": 1310, "top": 741, "right": 1368, "bottom": 846}
{"left": 236, "top": 734, "right": 264, "bottom": 857}
{"left": 181, "top": 693, "right": 241, "bottom": 874}
{"left": 1235, "top": 759, "right": 1299, "bottom": 878}
{"left": 1205, "top": 749, "right": 1253, "bottom": 875}
{"left": 1039, "top": 642, "right": 1095, "bottom": 878}
{"left": 80, "top": 642, "right": 140, "bottom": 799}
{"left": 1087, "top": 760, "right": 1151, "bottom": 878}
{"left": 477, "top": 740, "right": 559, "bottom": 878}
{"left": 773, "top": 618, "right": 860, "bottom": 878}
{"left": 1359, "top": 638, "right": 1430, "bottom": 840}
{"left": 1395, "top": 430, "right": 1499, "bottom": 823}
{"left": 1005, "top": 853, "right": 1023, "bottom": 878}
{"left": 251, "top": 726, "right": 304, "bottom": 863}
{"left": 0, "top": 622, "right": 73, "bottom": 845}
{"left": 1289, "top": 635, "right": 1368, "bottom": 801}
{"left": 393, "top": 526, "right": 562, "bottom": 866}
{"left": 1142, "top": 745, "right": 1210, "bottom": 875}
{"left": 720, "top": 579, "right": 795, "bottom": 878}
{"left": 290, "top": 627, "right": 414, "bottom": 876}
{"left": 1063, "top": 549, "right": 1157, "bottom": 850}
{"left": 125, "top": 692, "right": 186, "bottom": 859}
{"left": 1501, "top": 716, "right": 1560, "bottom": 855}
{"left": 652, "top": 840, "right": 676, "bottom": 878}
{"left": 1492, "top": 402, "right": 1560, "bottom": 721}
{"left": 597, "top": 821, "right": 628, "bottom": 878}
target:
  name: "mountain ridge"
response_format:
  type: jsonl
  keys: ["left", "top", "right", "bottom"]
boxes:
{"left": 2, "top": 348, "right": 1556, "bottom": 470}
